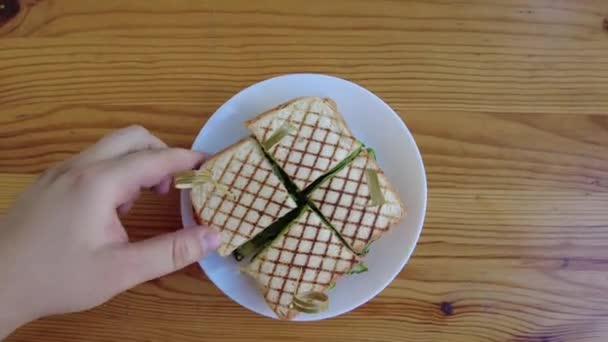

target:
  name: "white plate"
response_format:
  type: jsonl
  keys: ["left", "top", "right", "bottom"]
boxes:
{"left": 180, "top": 74, "right": 427, "bottom": 321}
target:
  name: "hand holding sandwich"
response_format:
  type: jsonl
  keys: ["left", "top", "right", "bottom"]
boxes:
{"left": 0, "top": 126, "right": 221, "bottom": 338}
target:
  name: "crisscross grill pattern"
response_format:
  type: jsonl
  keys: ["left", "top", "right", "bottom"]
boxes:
{"left": 248, "top": 97, "right": 360, "bottom": 190}
{"left": 246, "top": 209, "right": 359, "bottom": 319}
{"left": 309, "top": 151, "right": 404, "bottom": 253}
{"left": 192, "top": 138, "right": 297, "bottom": 256}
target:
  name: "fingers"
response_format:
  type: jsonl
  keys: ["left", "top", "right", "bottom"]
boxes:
{"left": 152, "top": 175, "right": 172, "bottom": 195}
{"left": 117, "top": 200, "right": 135, "bottom": 216}
{"left": 79, "top": 125, "right": 168, "bottom": 165}
{"left": 116, "top": 177, "right": 169, "bottom": 216}
{"left": 116, "top": 175, "right": 169, "bottom": 216}
{"left": 43, "top": 126, "right": 168, "bottom": 183}
{"left": 104, "top": 148, "right": 204, "bottom": 205}
{"left": 117, "top": 226, "right": 221, "bottom": 289}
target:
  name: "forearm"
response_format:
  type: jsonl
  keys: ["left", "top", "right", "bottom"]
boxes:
{"left": 0, "top": 248, "right": 36, "bottom": 340}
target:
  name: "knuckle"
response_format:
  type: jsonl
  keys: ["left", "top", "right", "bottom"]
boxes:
{"left": 171, "top": 234, "right": 201, "bottom": 270}
{"left": 125, "top": 124, "right": 149, "bottom": 137}
{"left": 67, "top": 166, "right": 106, "bottom": 191}
{"left": 166, "top": 147, "right": 195, "bottom": 162}
{"left": 162, "top": 148, "right": 185, "bottom": 161}
{"left": 138, "top": 147, "right": 175, "bottom": 164}
{"left": 101, "top": 125, "right": 149, "bottom": 143}
{"left": 38, "top": 165, "right": 62, "bottom": 183}
{"left": 42, "top": 157, "right": 78, "bottom": 184}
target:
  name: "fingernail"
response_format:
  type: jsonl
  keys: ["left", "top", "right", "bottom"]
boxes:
{"left": 201, "top": 229, "right": 221, "bottom": 249}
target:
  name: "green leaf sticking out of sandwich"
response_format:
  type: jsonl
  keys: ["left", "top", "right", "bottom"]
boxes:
{"left": 365, "top": 169, "right": 386, "bottom": 207}
{"left": 346, "top": 263, "right": 369, "bottom": 275}
{"left": 234, "top": 206, "right": 306, "bottom": 261}
{"left": 302, "top": 144, "right": 364, "bottom": 196}
{"left": 291, "top": 291, "right": 329, "bottom": 314}
{"left": 360, "top": 245, "right": 371, "bottom": 256}
{"left": 262, "top": 123, "right": 297, "bottom": 151}
{"left": 174, "top": 170, "right": 236, "bottom": 199}
{"left": 257, "top": 140, "right": 306, "bottom": 206}
{"left": 366, "top": 146, "right": 377, "bottom": 161}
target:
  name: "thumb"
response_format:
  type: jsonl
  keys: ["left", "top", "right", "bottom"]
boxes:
{"left": 119, "top": 226, "right": 221, "bottom": 289}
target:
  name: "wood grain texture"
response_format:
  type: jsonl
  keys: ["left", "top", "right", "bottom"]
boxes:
{"left": 1, "top": 0, "right": 608, "bottom": 341}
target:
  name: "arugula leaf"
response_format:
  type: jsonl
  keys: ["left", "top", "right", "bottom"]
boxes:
{"left": 366, "top": 147, "right": 377, "bottom": 161}
{"left": 347, "top": 263, "right": 369, "bottom": 275}
{"left": 262, "top": 124, "right": 297, "bottom": 150}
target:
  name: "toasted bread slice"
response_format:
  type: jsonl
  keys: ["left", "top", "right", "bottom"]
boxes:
{"left": 244, "top": 208, "right": 359, "bottom": 320}
{"left": 191, "top": 137, "right": 298, "bottom": 256}
{"left": 308, "top": 149, "right": 405, "bottom": 254}
{"left": 246, "top": 97, "right": 361, "bottom": 190}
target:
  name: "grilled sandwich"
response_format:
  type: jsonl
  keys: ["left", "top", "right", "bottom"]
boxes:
{"left": 189, "top": 137, "right": 298, "bottom": 256}
{"left": 244, "top": 207, "right": 360, "bottom": 320}
{"left": 246, "top": 97, "right": 361, "bottom": 190}
{"left": 307, "top": 148, "right": 405, "bottom": 254}
{"left": 180, "top": 96, "right": 406, "bottom": 320}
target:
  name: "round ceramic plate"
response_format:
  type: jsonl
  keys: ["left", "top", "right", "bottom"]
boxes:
{"left": 180, "top": 73, "right": 427, "bottom": 321}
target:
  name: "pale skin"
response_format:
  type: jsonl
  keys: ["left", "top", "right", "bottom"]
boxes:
{"left": 0, "top": 126, "right": 221, "bottom": 339}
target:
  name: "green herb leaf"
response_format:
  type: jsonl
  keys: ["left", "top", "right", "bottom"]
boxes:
{"left": 174, "top": 170, "right": 212, "bottom": 189}
{"left": 302, "top": 145, "right": 364, "bottom": 196}
{"left": 174, "top": 170, "right": 235, "bottom": 198}
{"left": 366, "top": 147, "right": 377, "bottom": 161}
{"left": 233, "top": 250, "right": 245, "bottom": 262}
{"left": 347, "top": 263, "right": 369, "bottom": 275}
{"left": 234, "top": 206, "right": 305, "bottom": 261}
{"left": 365, "top": 169, "right": 385, "bottom": 206}
{"left": 233, "top": 242, "right": 256, "bottom": 261}
{"left": 292, "top": 291, "right": 329, "bottom": 313}
{"left": 360, "top": 245, "right": 371, "bottom": 256}
{"left": 262, "top": 123, "right": 297, "bottom": 150}
{"left": 291, "top": 304, "right": 326, "bottom": 314}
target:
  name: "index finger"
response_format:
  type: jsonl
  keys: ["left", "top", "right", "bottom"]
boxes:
{"left": 102, "top": 148, "right": 206, "bottom": 205}
{"left": 82, "top": 125, "right": 168, "bottom": 163}
{"left": 44, "top": 126, "right": 168, "bottom": 183}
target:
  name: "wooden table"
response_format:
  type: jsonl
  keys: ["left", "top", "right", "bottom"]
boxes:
{"left": 2, "top": 0, "right": 608, "bottom": 341}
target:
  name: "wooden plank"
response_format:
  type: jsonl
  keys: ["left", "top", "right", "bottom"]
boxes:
{"left": 1, "top": 0, "right": 607, "bottom": 114}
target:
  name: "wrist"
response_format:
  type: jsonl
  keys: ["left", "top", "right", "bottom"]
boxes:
{"left": 0, "top": 261, "right": 39, "bottom": 339}
{"left": 0, "top": 310, "right": 29, "bottom": 340}
{"left": 0, "top": 286, "right": 34, "bottom": 339}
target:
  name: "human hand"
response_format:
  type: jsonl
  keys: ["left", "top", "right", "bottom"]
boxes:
{"left": 0, "top": 126, "right": 220, "bottom": 337}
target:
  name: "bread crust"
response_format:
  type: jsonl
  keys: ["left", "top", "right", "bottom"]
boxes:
{"left": 245, "top": 96, "right": 356, "bottom": 137}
